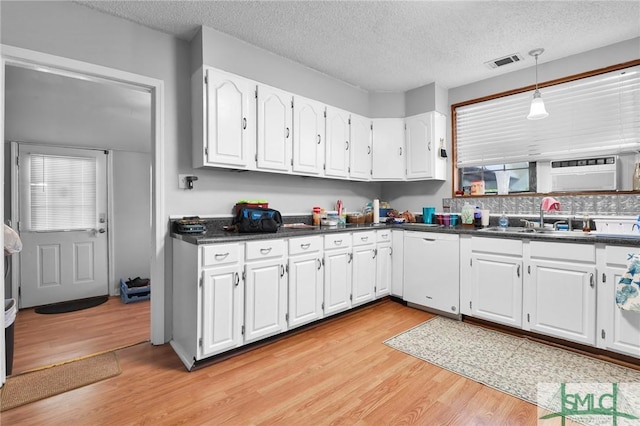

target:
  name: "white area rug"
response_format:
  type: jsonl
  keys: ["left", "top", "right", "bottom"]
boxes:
{"left": 385, "top": 317, "right": 640, "bottom": 408}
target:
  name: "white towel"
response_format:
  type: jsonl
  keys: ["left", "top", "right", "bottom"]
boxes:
{"left": 616, "top": 253, "right": 640, "bottom": 312}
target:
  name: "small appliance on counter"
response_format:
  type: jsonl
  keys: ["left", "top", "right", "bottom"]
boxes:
{"left": 174, "top": 216, "right": 207, "bottom": 234}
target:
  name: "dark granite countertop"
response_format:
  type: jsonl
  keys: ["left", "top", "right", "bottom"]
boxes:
{"left": 171, "top": 219, "right": 640, "bottom": 247}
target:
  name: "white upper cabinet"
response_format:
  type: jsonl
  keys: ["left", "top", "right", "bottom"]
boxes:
{"left": 195, "top": 67, "right": 256, "bottom": 169}
{"left": 256, "top": 84, "right": 293, "bottom": 173}
{"left": 324, "top": 106, "right": 351, "bottom": 179}
{"left": 349, "top": 113, "right": 372, "bottom": 181}
{"left": 371, "top": 118, "right": 405, "bottom": 181}
{"left": 405, "top": 111, "right": 447, "bottom": 181}
{"left": 292, "top": 96, "right": 325, "bottom": 176}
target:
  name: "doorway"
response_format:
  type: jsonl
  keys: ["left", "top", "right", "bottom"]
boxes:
{"left": 1, "top": 46, "right": 165, "bottom": 381}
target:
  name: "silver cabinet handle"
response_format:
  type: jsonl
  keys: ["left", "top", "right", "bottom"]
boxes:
{"left": 361, "top": 236, "right": 369, "bottom": 242}
{"left": 286, "top": 127, "right": 290, "bottom": 138}
{"left": 390, "top": 247, "right": 393, "bottom": 256}
{"left": 372, "top": 248, "right": 377, "bottom": 259}
{"left": 300, "top": 243, "right": 311, "bottom": 250}
{"left": 517, "top": 264, "right": 521, "bottom": 277}
{"left": 427, "top": 141, "right": 431, "bottom": 151}
{"left": 234, "top": 272, "right": 240, "bottom": 286}
{"left": 345, "top": 141, "right": 349, "bottom": 150}
{"left": 399, "top": 147, "right": 403, "bottom": 156}
{"left": 334, "top": 239, "right": 343, "bottom": 246}
{"left": 367, "top": 146, "right": 371, "bottom": 155}
{"left": 317, "top": 134, "right": 321, "bottom": 144}
{"left": 243, "top": 117, "right": 247, "bottom": 130}
{"left": 260, "top": 247, "right": 272, "bottom": 255}
{"left": 348, "top": 253, "right": 353, "bottom": 263}
{"left": 280, "top": 264, "right": 285, "bottom": 277}
{"left": 214, "top": 252, "right": 229, "bottom": 259}
{"left": 590, "top": 273, "right": 595, "bottom": 288}
{"left": 317, "top": 259, "right": 322, "bottom": 270}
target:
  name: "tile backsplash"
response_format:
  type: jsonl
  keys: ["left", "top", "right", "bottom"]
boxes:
{"left": 443, "top": 194, "right": 640, "bottom": 217}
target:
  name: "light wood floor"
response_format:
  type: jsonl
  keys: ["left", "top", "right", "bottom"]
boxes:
{"left": 2, "top": 299, "right": 543, "bottom": 425}
{"left": 11, "top": 296, "right": 150, "bottom": 374}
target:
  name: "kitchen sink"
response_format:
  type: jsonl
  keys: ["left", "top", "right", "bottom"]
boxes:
{"left": 479, "top": 227, "right": 595, "bottom": 237}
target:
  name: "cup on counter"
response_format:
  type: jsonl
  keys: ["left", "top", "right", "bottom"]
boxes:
{"left": 481, "top": 210, "right": 490, "bottom": 227}
{"left": 442, "top": 213, "right": 451, "bottom": 227}
{"left": 422, "top": 207, "right": 436, "bottom": 224}
{"left": 450, "top": 214, "right": 460, "bottom": 227}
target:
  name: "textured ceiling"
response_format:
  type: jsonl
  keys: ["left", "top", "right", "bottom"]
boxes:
{"left": 74, "top": 1, "right": 640, "bottom": 92}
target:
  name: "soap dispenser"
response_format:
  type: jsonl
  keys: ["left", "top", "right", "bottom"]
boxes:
{"left": 499, "top": 212, "right": 509, "bottom": 229}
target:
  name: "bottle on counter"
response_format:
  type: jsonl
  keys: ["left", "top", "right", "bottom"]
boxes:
{"left": 312, "top": 206, "right": 321, "bottom": 226}
{"left": 474, "top": 206, "right": 482, "bottom": 228}
{"left": 499, "top": 212, "right": 509, "bottom": 229}
{"left": 582, "top": 214, "right": 591, "bottom": 232}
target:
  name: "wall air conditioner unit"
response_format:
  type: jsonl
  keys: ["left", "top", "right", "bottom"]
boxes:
{"left": 550, "top": 156, "right": 619, "bottom": 192}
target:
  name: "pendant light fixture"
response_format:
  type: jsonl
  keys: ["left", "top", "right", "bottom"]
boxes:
{"left": 527, "top": 48, "right": 549, "bottom": 120}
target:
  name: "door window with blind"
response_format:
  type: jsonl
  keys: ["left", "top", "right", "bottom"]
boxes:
{"left": 454, "top": 62, "right": 640, "bottom": 194}
{"left": 27, "top": 154, "right": 97, "bottom": 231}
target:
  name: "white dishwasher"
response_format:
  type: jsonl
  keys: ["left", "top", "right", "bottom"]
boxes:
{"left": 403, "top": 231, "right": 460, "bottom": 317}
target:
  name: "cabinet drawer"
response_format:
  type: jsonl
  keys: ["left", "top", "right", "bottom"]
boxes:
{"left": 471, "top": 236, "right": 522, "bottom": 256}
{"left": 530, "top": 241, "right": 595, "bottom": 263}
{"left": 324, "top": 233, "right": 352, "bottom": 250}
{"left": 289, "top": 236, "right": 322, "bottom": 256}
{"left": 605, "top": 245, "right": 636, "bottom": 268}
{"left": 352, "top": 231, "right": 376, "bottom": 246}
{"left": 245, "top": 239, "right": 285, "bottom": 261}
{"left": 376, "top": 230, "right": 392, "bottom": 243}
{"left": 201, "top": 244, "right": 241, "bottom": 267}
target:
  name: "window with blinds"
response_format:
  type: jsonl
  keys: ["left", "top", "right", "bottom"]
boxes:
{"left": 29, "top": 154, "right": 97, "bottom": 231}
{"left": 456, "top": 65, "right": 640, "bottom": 168}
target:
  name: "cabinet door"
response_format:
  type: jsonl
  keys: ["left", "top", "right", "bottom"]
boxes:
{"left": 200, "top": 265, "right": 243, "bottom": 358}
{"left": 352, "top": 244, "right": 376, "bottom": 306}
{"left": 371, "top": 118, "right": 405, "bottom": 181}
{"left": 325, "top": 107, "right": 350, "bottom": 178}
{"left": 244, "top": 258, "right": 287, "bottom": 343}
{"left": 404, "top": 233, "right": 460, "bottom": 314}
{"left": 600, "top": 259, "right": 640, "bottom": 358}
{"left": 205, "top": 68, "right": 256, "bottom": 169}
{"left": 349, "top": 114, "right": 371, "bottom": 181}
{"left": 527, "top": 259, "right": 597, "bottom": 345}
{"left": 405, "top": 113, "right": 433, "bottom": 180}
{"left": 292, "top": 96, "right": 325, "bottom": 175}
{"left": 375, "top": 242, "right": 392, "bottom": 298}
{"left": 256, "top": 84, "right": 293, "bottom": 172}
{"left": 288, "top": 253, "right": 324, "bottom": 329}
{"left": 405, "top": 112, "right": 447, "bottom": 181}
{"left": 471, "top": 253, "right": 523, "bottom": 328}
{"left": 391, "top": 230, "right": 404, "bottom": 297}
{"left": 323, "top": 247, "right": 353, "bottom": 316}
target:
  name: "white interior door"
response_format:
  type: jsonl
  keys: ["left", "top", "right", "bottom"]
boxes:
{"left": 18, "top": 144, "right": 108, "bottom": 308}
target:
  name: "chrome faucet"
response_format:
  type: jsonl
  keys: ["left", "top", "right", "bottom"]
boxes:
{"left": 553, "top": 220, "right": 571, "bottom": 231}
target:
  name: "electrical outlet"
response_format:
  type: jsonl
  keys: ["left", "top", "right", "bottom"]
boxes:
{"left": 178, "top": 174, "right": 189, "bottom": 189}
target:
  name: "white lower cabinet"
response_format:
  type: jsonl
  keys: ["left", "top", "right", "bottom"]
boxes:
{"left": 375, "top": 230, "right": 393, "bottom": 298}
{"left": 597, "top": 245, "right": 640, "bottom": 357}
{"left": 352, "top": 231, "right": 377, "bottom": 307}
{"left": 404, "top": 231, "right": 459, "bottom": 315}
{"left": 244, "top": 240, "right": 288, "bottom": 344}
{"left": 171, "top": 240, "right": 244, "bottom": 370}
{"left": 524, "top": 241, "right": 597, "bottom": 346}
{"left": 466, "top": 237, "right": 523, "bottom": 328}
{"left": 287, "top": 236, "right": 324, "bottom": 329}
{"left": 323, "top": 233, "right": 353, "bottom": 316}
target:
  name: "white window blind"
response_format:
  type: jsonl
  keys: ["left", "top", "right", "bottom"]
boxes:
{"left": 456, "top": 65, "right": 640, "bottom": 167}
{"left": 29, "top": 154, "right": 97, "bottom": 231}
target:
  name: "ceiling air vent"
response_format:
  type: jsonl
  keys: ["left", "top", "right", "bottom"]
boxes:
{"left": 484, "top": 53, "right": 525, "bottom": 69}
